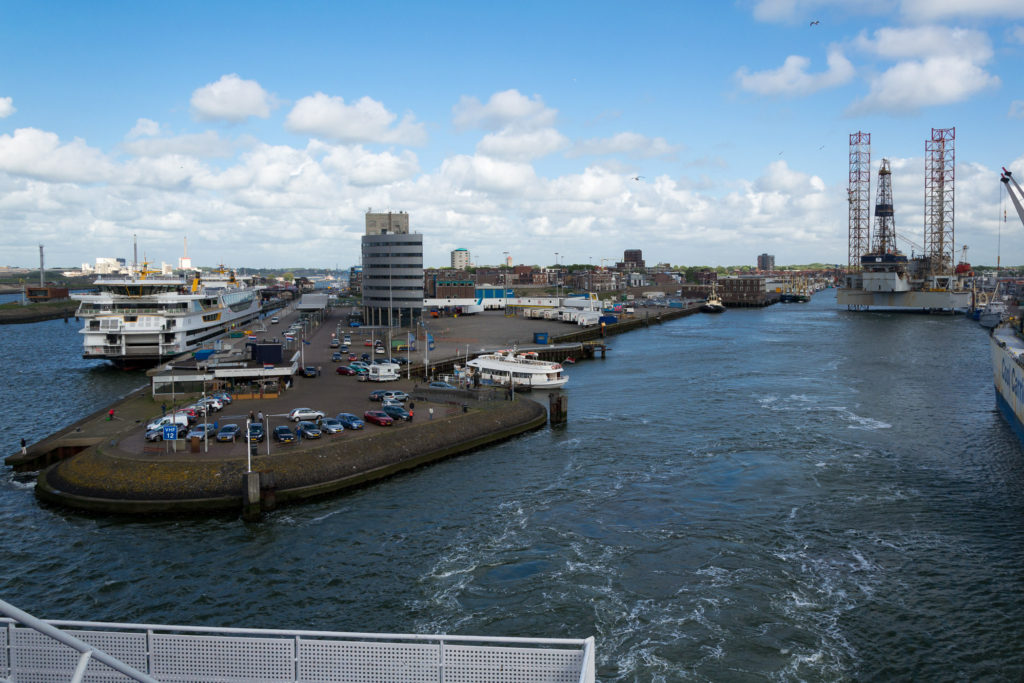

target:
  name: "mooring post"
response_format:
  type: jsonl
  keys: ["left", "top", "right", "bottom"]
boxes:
{"left": 548, "top": 392, "right": 568, "bottom": 424}
{"left": 242, "top": 471, "right": 261, "bottom": 521}
{"left": 260, "top": 470, "right": 277, "bottom": 512}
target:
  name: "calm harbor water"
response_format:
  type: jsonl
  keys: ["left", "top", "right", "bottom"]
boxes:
{"left": 2, "top": 290, "right": 1023, "bottom": 681}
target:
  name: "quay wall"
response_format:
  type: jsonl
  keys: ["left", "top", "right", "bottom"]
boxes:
{"left": 35, "top": 397, "right": 547, "bottom": 515}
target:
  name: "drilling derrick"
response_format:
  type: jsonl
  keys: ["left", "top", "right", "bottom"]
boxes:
{"left": 848, "top": 132, "right": 871, "bottom": 272}
{"left": 869, "top": 159, "right": 899, "bottom": 256}
{"left": 924, "top": 127, "right": 955, "bottom": 274}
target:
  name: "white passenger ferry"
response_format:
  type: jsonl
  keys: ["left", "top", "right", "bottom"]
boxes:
{"left": 75, "top": 266, "right": 262, "bottom": 368}
{"left": 466, "top": 349, "right": 569, "bottom": 388}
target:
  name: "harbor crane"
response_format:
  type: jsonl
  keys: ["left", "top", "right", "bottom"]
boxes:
{"left": 1001, "top": 168, "right": 1024, "bottom": 230}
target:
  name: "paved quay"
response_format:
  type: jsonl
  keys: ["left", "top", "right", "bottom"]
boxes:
{"left": 17, "top": 301, "right": 695, "bottom": 516}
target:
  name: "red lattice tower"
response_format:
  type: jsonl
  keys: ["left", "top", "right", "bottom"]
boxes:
{"left": 924, "top": 127, "right": 955, "bottom": 273}
{"left": 848, "top": 132, "right": 871, "bottom": 271}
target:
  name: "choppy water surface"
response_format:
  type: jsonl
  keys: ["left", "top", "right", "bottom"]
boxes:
{"left": 3, "top": 291, "right": 1023, "bottom": 681}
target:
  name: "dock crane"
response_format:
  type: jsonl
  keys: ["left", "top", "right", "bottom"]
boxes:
{"left": 1001, "top": 168, "right": 1024, "bottom": 229}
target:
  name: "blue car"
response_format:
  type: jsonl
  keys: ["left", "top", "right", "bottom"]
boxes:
{"left": 273, "top": 425, "right": 296, "bottom": 443}
{"left": 335, "top": 413, "right": 365, "bottom": 430}
{"left": 215, "top": 424, "right": 242, "bottom": 442}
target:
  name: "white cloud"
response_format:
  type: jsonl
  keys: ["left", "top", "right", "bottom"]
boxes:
{"left": 452, "top": 89, "right": 556, "bottom": 131}
{"left": 285, "top": 92, "right": 426, "bottom": 145}
{"left": 0, "top": 97, "right": 15, "bottom": 118}
{"left": 1009, "top": 26, "right": 1024, "bottom": 44}
{"left": 900, "top": 0, "right": 1024, "bottom": 21}
{"left": 849, "top": 26, "right": 999, "bottom": 114}
{"left": 440, "top": 154, "right": 538, "bottom": 194}
{"left": 1010, "top": 101, "right": 1024, "bottom": 118}
{"left": 752, "top": 0, "right": 889, "bottom": 22}
{"left": 477, "top": 128, "right": 569, "bottom": 161}
{"left": 568, "top": 132, "right": 680, "bottom": 159}
{"left": 120, "top": 130, "right": 235, "bottom": 158}
{"left": 321, "top": 145, "right": 420, "bottom": 186}
{"left": 736, "top": 46, "right": 854, "bottom": 96}
{"left": 0, "top": 128, "right": 115, "bottom": 183}
{"left": 126, "top": 118, "right": 163, "bottom": 139}
{"left": 190, "top": 74, "right": 276, "bottom": 123}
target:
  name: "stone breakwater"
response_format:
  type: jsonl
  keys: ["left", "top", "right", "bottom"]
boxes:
{"left": 35, "top": 397, "right": 548, "bottom": 515}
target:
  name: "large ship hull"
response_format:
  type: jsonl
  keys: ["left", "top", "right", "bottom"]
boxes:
{"left": 837, "top": 288, "right": 970, "bottom": 309}
{"left": 990, "top": 325, "right": 1024, "bottom": 443}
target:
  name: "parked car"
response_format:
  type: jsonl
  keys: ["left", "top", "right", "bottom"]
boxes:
{"left": 331, "top": 352, "right": 343, "bottom": 362}
{"left": 390, "top": 356, "right": 409, "bottom": 365}
{"left": 301, "top": 366, "right": 319, "bottom": 378}
{"left": 381, "top": 404, "right": 412, "bottom": 421}
{"left": 368, "top": 390, "right": 389, "bottom": 402}
{"left": 330, "top": 339, "right": 340, "bottom": 348}
{"left": 381, "top": 398, "right": 404, "bottom": 408}
{"left": 144, "top": 427, "right": 165, "bottom": 442}
{"left": 273, "top": 425, "right": 296, "bottom": 443}
{"left": 348, "top": 353, "right": 358, "bottom": 361}
{"left": 429, "top": 381, "right": 457, "bottom": 390}
{"left": 288, "top": 407, "right": 325, "bottom": 422}
{"left": 195, "top": 397, "right": 223, "bottom": 412}
{"left": 186, "top": 423, "right": 215, "bottom": 440}
{"left": 382, "top": 390, "right": 408, "bottom": 402}
{"left": 364, "top": 339, "right": 373, "bottom": 347}
{"left": 338, "top": 345, "right": 349, "bottom": 353}
{"left": 350, "top": 361, "right": 369, "bottom": 370}
{"left": 296, "top": 421, "right": 322, "bottom": 439}
{"left": 336, "top": 365, "right": 358, "bottom": 375}
{"left": 216, "top": 424, "right": 242, "bottom": 442}
{"left": 320, "top": 417, "right": 345, "bottom": 434}
{"left": 211, "top": 392, "right": 233, "bottom": 404}
{"left": 363, "top": 410, "right": 394, "bottom": 426}
{"left": 336, "top": 413, "right": 365, "bottom": 430}
{"left": 270, "top": 316, "right": 280, "bottom": 324}
{"left": 360, "top": 353, "right": 371, "bottom": 361}
{"left": 248, "top": 423, "right": 265, "bottom": 442}
{"left": 343, "top": 336, "right": 351, "bottom": 345}
{"left": 146, "top": 413, "right": 190, "bottom": 431}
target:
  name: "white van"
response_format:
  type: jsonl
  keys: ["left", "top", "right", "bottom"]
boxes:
{"left": 367, "top": 363, "right": 400, "bottom": 382}
{"left": 146, "top": 413, "right": 190, "bottom": 431}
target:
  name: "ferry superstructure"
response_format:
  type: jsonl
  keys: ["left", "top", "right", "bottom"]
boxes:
{"left": 75, "top": 267, "right": 262, "bottom": 368}
{"left": 467, "top": 350, "right": 569, "bottom": 388}
{"left": 993, "top": 167, "right": 1024, "bottom": 441}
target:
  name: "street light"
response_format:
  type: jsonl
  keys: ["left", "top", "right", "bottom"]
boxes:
{"left": 503, "top": 251, "right": 510, "bottom": 311}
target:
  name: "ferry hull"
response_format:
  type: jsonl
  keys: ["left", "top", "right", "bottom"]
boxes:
{"left": 837, "top": 288, "right": 970, "bottom": 309}
{"left": 990, "top": 329, "right": 1024, "bottom": 443}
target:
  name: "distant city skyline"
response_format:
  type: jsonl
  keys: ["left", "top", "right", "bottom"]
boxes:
{"left": 4, "top": 2, "right": 1024, "bottom": 269}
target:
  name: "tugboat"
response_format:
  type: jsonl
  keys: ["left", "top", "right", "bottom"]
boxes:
{"left": 701, "top": 282, "right": 726, "bottom": 313}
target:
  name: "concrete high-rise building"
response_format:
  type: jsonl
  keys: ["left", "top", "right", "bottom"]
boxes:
{"left": 361, "top": 211, "right": 423, "bottom": 327}
{"left": 757, "top": 253, "right": 775, "bottom": 271}
{"left": 451, "top": 248, "right": 470, "bottom": 269}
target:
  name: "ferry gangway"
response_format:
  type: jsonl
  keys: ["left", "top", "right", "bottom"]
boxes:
{"left": 1, "top": 599, "right": 596, "bottom": 682}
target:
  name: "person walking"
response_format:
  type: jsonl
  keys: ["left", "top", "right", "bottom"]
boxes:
{"left": 257, "top": 410, "right": 264, "bottom": 423}
{"left": 20, "top": 438, "right": 27, "bottom": 455}
{"left": 249, "top": 410, "right": 255, "bottom": 422}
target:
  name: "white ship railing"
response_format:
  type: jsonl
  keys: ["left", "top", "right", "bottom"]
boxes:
{"left": 0, "top": 600, "right": 595, "bottom": 683}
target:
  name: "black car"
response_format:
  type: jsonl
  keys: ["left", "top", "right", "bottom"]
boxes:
{"left": 302, "top": 366, "right": 318, "bottom": 377}
{"left": 273, "top": 425, "right": 296, "bottom": 443}
{"left": 248, "top": 423, "right": 265, "bottom": 443}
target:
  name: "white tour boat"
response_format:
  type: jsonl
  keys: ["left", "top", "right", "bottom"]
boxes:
{"left": 75, "top": 265, "right": 262, "bottom": 368}
{"left": 466, "top": 349, "right": 569, "bottom": 389}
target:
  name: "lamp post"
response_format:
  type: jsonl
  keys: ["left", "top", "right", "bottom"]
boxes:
{"left": 554, "top": 252, "right": 560, "bottom": 305}
{"left": 502, "top": 251, "right": 510, "bottom": 311}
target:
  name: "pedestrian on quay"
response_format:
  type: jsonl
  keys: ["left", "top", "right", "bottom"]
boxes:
{"left": 429, "top": 407, "right": 434, "bottom": 420}
{"left": 21, "top": 438, "right": 26, "bottom": 455}
{"left": 249, "top": 410, "right": 255, "bottom": 422}
{"left": 257, "top": 411, "right": 263, "bottom": 422}
{"left": 317, "top": 365, "right": 322, "bottom": 377}
{"left": 108, "top": 408, "right": 115, "bottom": 421}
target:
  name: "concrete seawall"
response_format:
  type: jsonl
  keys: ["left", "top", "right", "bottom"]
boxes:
{"left": 35, "top": 397, "right": 548, "bottom": 515}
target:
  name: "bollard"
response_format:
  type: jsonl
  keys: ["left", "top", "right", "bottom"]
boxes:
{"left": 548, "top": 392, "right": 568, "bottom": 424}
{"left": 259, "top": 470, "right": 277, "bottom": 512}
{"left": 242, "top": 472, "right": 261, "bottom": 521}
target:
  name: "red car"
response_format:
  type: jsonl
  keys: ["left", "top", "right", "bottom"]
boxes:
{"left": 348, "top": 353, "right": 358, "bottom": 361}
{"left": 363, "top": 410, "right": 394, "bottom": 426}
{"left": 336, "top": 366, "right": 357, "bottom": 375}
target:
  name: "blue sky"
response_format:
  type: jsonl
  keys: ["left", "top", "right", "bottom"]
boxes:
{"left": 3, "top": 0, "right": 1024, "bottom": 270}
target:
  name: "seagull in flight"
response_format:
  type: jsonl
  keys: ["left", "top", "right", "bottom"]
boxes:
{"left": 810, "top": 20, "right": 820, "bottom": 26}
{"left": 631, "top": 175, "right": 644, "bottom": 181}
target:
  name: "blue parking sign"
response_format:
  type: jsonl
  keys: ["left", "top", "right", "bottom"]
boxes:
{"left": 162, "top": 424, "right": 178, "bottom": 441}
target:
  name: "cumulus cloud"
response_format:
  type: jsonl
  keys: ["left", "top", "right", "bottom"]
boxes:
{"left": 321, "top": 145, "right": 420, "bottom": 186}
{"left": 190, "top": 74, "right": 277, "bottom": 122}
{"left": 568, "top": 132, "right": 680, "bottom": 159}
{"left": 736, "top": 46, "right": 854, "bottom": 96}
{"left": 120, "top": 130, "right": 235, "bottom": 158}
{"left": 0, "top": 128, "right": 115, "bottom": 183}
{"left": 901, "top": 0, "right": 1024, "bottom": 21}
{"left": 0, "top": 97, "right": 15, "bottom": 118}
{"left": 751, "top": 0, "right": 889, "bottom": 22}
{"left": 440, "top": 154, "right": 538, "bottom": 194}
{"left": 452, "top": 89, "right": 556, "bottom": 131}
{"left": 850, "top": 26, "right": 999, "bottom": 113}
{"left": 126, "top": 118, "right": 162, "bottom": 139}
{"left": 285, "top": 92, "right": 426, "bottom": 145}
{"left": 477, "top": 128, "right": 569, "bottom": 161}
